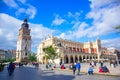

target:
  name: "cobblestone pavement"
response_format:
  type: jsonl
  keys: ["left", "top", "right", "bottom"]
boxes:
{"left": 0, "top": 65, "right": 120, "bottom": 80}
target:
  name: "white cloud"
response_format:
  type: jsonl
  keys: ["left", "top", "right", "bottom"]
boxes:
{"left": 58, "top": 21, "right": 89, "bottom": 40}
{"left": 30, "top": 24, "right": 54, "bottom": 39}
{"left": 59, "top": 31, "right": 74, "bottom": 40}
{"left": 68, "top": 12, "right": 73, "bottom": 17}
{"left": 6, "top": 32, "right": 15, "bottom": 40}
{"left": 15, "top": 8, "right": 26, "bottom": 16}
{"left": 68, "top": 12, "right": 81, "bottom": 18}
{"left": 58, "top": 0, "right": 120, "bottom": 47}
{"left": 72, "top": 21, "right": 80, "bottom": 29}
{"left": 89, "top": 0, "right": 120, "bottom": 9}
{"left": 68, "top": 11, "right": 82, "bottom": 23}
{"left": 0, "top": 13, "right": 54, "bottom": 51}
{"left": 3, "top": 0, "right": 18, "bottom": 8}
{"left": 102, "top": 38, "right": 120, "bottom": 49}
{"left": 73, "top": 22, "right": 89, "bottom": 38}
{"left": 26, "top": 4, "right": 37, "bottom": 19}
{"left": 52, "top": 14, "right": 66, "bottom": 26}
{"left": 59, "top": 33, "right": 66, "bottom": 39}
{"left": 17, "top": 0, "right": 26, "bottom": 4}
{"left": 0, "top": 29, "right": 3, "bottom": 35}
{"left": 2, "top": 0, "right": 37, "bottom": 19}
{"left": 86, "top": 0, "right": 120, "bottom": 37}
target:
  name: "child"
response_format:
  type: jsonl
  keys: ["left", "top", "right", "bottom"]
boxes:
{"left": 88, "top": 66, "right": 93, "bottom": 75}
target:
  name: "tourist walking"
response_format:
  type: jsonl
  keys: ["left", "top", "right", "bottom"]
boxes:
{"left": 100, "top": 61, "right": 103, "bottom": 67}
{"left": 49, "top": 61, "right": 53, "bottom": 70}
{"left": 46, "top": 62, "right": 49, "bottom": 69}
{"left": 7, "top": 62, "right": 15, "bottom": 76}
{"left": 72, "top": 63, "right": 76, "bottom": 75}
{"left": 76, "top": 61, "right": 81, "bottom": 75}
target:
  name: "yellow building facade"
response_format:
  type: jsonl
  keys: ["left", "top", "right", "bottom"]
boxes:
{"left": 37, "top": 35, "right": 116, "bottom": 64}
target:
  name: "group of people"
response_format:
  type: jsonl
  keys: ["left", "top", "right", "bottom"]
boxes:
{"left": 69, "top": 61, "right": 94, "bottom": 75}
{"left": 70, "top": 61, "right": 81, "bottom": 75}
{"left": 7, "top": 60, "right": 114, "bottom": 76}
{"left": 70, "top": 60, "right": 110, "bottom": 75}
{"left": 7, "top": 61, "right": 39, "bottom": 76}
{"left": 46, "top": 61, "right": 56, "bottom": 70}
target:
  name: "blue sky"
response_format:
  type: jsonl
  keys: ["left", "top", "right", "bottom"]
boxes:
{"left": 0, "top": 0, "right": 120, "bottom": 53}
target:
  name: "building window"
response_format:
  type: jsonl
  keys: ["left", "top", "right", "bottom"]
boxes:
{"left": 25, "top": 53, "right": 27, "bottom": 56}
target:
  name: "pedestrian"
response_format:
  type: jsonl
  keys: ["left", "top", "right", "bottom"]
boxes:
{"left": 72, "top": 63, "right": 76, "bottom": 75}
{"left": 88, "top": 66, "right": 93, "bottom": 75}
{"left": 76, "top": 61, "right": 81, "bottom": 75}
{"left": 61, "top": 63, "right": 65, "bottom": 69}
{"left": 12, "top": 63, "right": 16, "bottom": 72}
{"left": 94, "top": 61, "right": 96, "bottom": 66}
{"left": 46, "top": 63, "right": 49, "bottom": 69}
{"left": 35, "top": 63, "right": 39, "bottom": 69}
{"left": 59, "top": 61, "right": 62, "bottom": 67}
{"left": 91, "top": 61, "right": 94, "bottom": 67}
{"left": 100, "top": 61, "right": 103, "bottom": 67}
{"left": 49, "top": 61, "right": 53, "bottom": 70}
{"left": 7, "top": 62, "right": 14, "bottom": 76}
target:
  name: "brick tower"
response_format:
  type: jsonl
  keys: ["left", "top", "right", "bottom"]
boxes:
{"left": 16, "top": 18, "right": 31, "bottom": 62}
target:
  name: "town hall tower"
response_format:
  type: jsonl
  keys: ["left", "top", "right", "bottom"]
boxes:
{"left": 16, "top": 18, "right": 31, "bottom": 62}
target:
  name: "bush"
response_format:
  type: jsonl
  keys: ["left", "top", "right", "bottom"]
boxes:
{"left": 0, "top": 64, "right": 5, "bottom": 72}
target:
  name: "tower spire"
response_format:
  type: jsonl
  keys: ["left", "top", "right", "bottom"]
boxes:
{"left": 24, "top": 14, "right": 28, "bottom": 22}
{"left": 21, "top": 15, "right": 29, "bottom": 29}
{"left": 24, "top": 18, "right": 27, "bottom": 22}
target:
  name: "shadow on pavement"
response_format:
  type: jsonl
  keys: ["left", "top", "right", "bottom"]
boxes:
{"left": 0, "top": 66, "right": 75, "bottom": 80}
{"left": 40, "top": 74, "right": 75, "bottom": 80}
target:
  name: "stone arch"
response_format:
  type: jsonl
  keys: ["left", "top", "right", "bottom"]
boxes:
{"left": 90, "top": 56, "right": 92, "bottom": 60}
{"left": 79, "top": 56, "right": 82, "bottom": 62}
{"left": 96, "top": 56, "right": 98, "bottom": 59}
{"left": 83, "top": 56, "right": 86, "bottom": 60}
{"left": 87, "top": 56, "right": 89, "bottom": 59}
{"left": 64, "top": 55, "right": 69, "bottom": 63}
{"left": 75, "top": 55, "right": 78, "bottom": 63}
{"left": 70, "top": 55, "right": 74, "bottom": 63}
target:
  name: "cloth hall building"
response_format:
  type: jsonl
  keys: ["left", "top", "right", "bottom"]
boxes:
{"left": 37, "top": 35, "right": 116, "bottom": 64}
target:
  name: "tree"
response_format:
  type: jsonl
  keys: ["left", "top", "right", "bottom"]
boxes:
{"left": 115, "top": 25, "right": 120, "bottom": 33}
{"left": 28, "top": 54, "right": 37, "bottom": 62}
{"left": 1, "top": 58, "right": 16, "bottom": 63}
{"left": 44, "top": 46, "right": 59, "bottom": 63}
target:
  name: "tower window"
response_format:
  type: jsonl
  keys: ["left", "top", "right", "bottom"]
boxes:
{"left": 25, "top": 53, "right": 27, "bottom": 56}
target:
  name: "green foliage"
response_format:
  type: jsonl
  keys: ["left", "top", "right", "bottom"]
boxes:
{"left": 115, "top": 25, "right": 120, "bottom": 29}
{"left": 44, "top": 46, "right": 58, "bottom": 60}
{"left": 6, "top": 58, "right": 16, "bottom": 62}
{"left": 0, "top": 58, "right": 16, "bottom": 63}
{"left": 0, "top": 64, "right": 5, "bottom": 72}
{"left": 28, "top": 54, "right": 37, "bottom": 62}
{"left": 0, "top": 60, "right": 4, "bottom": 63}
{"left": 21, "top": 58, "right": 26, "bottom": 62}
{"left": 115, "top": 25, "right": 120, "bottom": 33}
